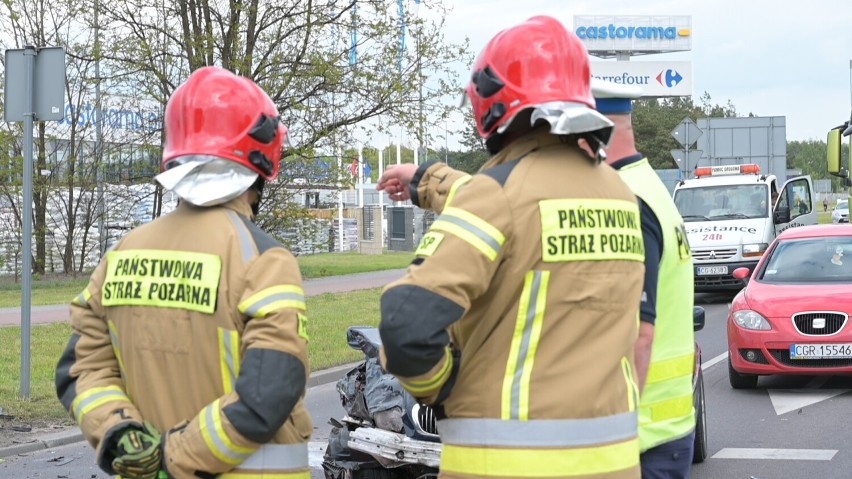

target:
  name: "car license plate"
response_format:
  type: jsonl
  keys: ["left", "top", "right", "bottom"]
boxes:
{"left": 696, "top": 266, "right": 728, "bottom": 275}
{"left": 790, "top": 343, "right": 852, "bottom": 359}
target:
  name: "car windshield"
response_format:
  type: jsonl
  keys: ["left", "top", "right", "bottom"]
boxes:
{"left": 837, "top": 201, "right": 848, "bottom": 211}
{"left": 760, "top": 236, "right": 852, "bottom": 283}
{"left": 675, "top": 184, "right": 769, "bottom": 221}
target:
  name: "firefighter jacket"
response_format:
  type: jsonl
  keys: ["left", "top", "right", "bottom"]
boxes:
{"left": 379, "top": 130, "right": 646, "bottom": 479}
{"left": 55, "top": 198, "right": 312, "bottom": 479}
{"left": 618, "top": 158, "right": 696, "bottom": 452}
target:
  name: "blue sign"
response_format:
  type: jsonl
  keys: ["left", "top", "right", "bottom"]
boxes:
{"left": 657, "top": 69, "right": 683, "bottom": 88}
{"left": 576, "top": 24, "right": 688, "bottom": 40}
{"left": 62, "top": 103, "right": 161, "bottom": 131}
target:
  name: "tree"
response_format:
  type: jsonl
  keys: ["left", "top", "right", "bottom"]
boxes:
{"left": 97, "top": 0, "right": 469, "bottom": 243}
{"left": 0, "top": 0, "right": 102, "bottom": 275}
{"left": 632, "top": 92, "right": 745, "bottom": 170}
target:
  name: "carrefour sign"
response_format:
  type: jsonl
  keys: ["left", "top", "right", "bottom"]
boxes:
{"left": 590, "top": 61, "right": 692, "bottom": 97}
{"left": 574, "top": 15, "right": 691, "bottom": 54}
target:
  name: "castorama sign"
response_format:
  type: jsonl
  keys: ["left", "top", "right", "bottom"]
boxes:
{"left": 591, "top": 61, "right": 692, "bottom": 97}
{"left": 574, "top": 16, "right": 692, "bottom": 54}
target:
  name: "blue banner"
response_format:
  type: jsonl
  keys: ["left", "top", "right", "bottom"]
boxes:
{"left": 349, "top": 2, "right": 358, "bottom": 66}
{"left": 397, "top": 0, "right": 405, "bottom": 74}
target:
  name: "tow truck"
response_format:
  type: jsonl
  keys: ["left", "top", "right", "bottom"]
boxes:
{"left": 672, "top": 163, "right": 817, "bottom": 292}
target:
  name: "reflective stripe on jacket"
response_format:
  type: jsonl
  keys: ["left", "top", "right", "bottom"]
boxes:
{"left": 380, "top": 129, "right": 646, "bottom": 478}
{"left": 56, "top": 198, "right": 311, "bottom": 478}
{"left": 618, "top": 158, "right": 696, "bottom": 451}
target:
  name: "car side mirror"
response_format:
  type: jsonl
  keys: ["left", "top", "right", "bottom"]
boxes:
{"left": 732, "top": 267, "right": 751, "bottom": 281}
{"left": 773, "top": 206, "right": 791, "bottom": 224}
{"left": 693, "top": 306, "right": 705, "bottom": 332}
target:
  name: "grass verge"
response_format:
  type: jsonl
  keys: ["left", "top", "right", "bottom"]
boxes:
{"left": 0, "top": 288, "right": 381, "bottom": 422}
{"left": 297, "top": 250, "right": 412, "bottom": 278}
{"left": 0, "top": 251, "right": 411, "bottom": 308}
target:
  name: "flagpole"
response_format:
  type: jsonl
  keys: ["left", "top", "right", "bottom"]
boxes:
{"left": 358, "top": 145, "right": 364, "bottom": 208}
{"left": 378, "top": 149, "right": 385, "bottom": 250}
{"left": 337, "top": 155, "right": 344, "bottom": 252}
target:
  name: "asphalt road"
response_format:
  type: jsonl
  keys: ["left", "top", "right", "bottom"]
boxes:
{"left": 5, "top": 290, "right": 852, "bottom": 478}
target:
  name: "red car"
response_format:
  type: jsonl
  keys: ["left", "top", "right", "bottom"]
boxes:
{"left": 728, "top": 224, "right": 852, "bottom": 388}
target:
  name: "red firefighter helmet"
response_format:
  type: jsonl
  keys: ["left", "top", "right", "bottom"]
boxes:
{"left": 465, "top": 15, "right": 597, "bottom": 139}
{"left": 162, "top": 66, "right": 287, "bottom": 181}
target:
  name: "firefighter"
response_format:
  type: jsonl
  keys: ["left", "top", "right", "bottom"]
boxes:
{"left": 55, "top": 66, "right": 312, "bottom": 479}
{"left": 592, "top": 79, "right": 696, "bottom": 478}
{"left": 377, "top": 16, "right": 644, "bottom": 479}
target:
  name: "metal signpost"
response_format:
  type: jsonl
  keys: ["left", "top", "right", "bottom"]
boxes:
{"left": 3, "top": 45, "right": 66, "bottom": 399}
{"left": 671, "top": 116, "right": 703, "bottom": 176}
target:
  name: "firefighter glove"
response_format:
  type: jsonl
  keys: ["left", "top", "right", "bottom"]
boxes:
{"left": 111, "top": 421, "right": 163, "bottom": 479}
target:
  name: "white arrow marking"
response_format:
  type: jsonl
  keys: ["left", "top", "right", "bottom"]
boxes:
{"left": 767, "top": 376, "right": 850, "bottom": 415}
{"left": 712, "top": 448, "right": 837, "bottom": 460}
{"left": 702, "top": 351, "right": 728, "bottom": 371}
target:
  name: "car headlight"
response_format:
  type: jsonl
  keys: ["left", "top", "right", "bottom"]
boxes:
{"left": 742, "top": 243, "right": 768, "bottom": 257}
{"left": 733, "top": 310, "right": 772, "bottom": 330}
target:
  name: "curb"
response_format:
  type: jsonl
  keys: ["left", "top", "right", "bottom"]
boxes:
{"left": 0, "top": 362, "right": 359, "bottom": 459}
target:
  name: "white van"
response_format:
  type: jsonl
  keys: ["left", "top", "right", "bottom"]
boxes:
{"left": 672, "top": 164, "right": 818, "bottom": 292}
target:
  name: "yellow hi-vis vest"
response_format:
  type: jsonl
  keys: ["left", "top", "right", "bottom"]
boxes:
{"left": 619, "top": 158, "right": 696, "bottom": 452}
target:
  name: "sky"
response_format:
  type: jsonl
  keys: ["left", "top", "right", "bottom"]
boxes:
{"left": 400, "top": 0, "right": 852, "bottom": 153}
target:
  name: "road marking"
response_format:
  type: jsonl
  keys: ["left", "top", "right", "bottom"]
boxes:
{"left": 309, "top": 441, "right": 327, "bottom": 468}
{"left": 768, "top": 376, "right": 850, "bottom": 415}
{"left": 702, "top": 351, "right": 728, "bottom": 371}
{"left": 712, "top": 448, "right": 837, "bottom": 461}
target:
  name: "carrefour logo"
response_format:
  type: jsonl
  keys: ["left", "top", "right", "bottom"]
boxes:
{"left": 576, "top": 24, "right": 691, "bottom": 40}
{"left": 657, "top": 69, "right": 683, "bottom": 87}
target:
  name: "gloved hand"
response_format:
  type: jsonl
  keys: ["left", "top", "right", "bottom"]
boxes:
{"left": 111, "top": 421, "right": 163, "bottom": 479}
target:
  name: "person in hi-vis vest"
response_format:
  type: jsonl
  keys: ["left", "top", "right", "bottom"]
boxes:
{"left": 592, "top": 78, "right": 697, "bottom": 479}
{"left": 56, "top": 67, "right": 312, "bottom": 479}
{"left": 377, "top": 16, "right": 645, "bottom": 479}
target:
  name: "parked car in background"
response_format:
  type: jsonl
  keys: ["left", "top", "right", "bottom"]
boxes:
{"left": 832, "top": 199, "right": 849, "bottom": 224}
{"left": 727, "top": 224, "right": 852, "bottom": 388}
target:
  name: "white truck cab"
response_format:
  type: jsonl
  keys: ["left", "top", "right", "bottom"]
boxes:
{"left": 672, "top": 164, "right": 818, "bottom": 292}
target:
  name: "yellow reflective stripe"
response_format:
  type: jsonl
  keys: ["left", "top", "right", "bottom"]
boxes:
{"left": 400, "top": 347, "right": 453, "bottom": 393}
{"left": 441, "top": 438, "right": 639, "bottom": 477}
{"left": 646, "top": 352, "right": 694, "bottom": 385}
{"left": 72, "top": 287, "right": 92, "bottom": 306}
{"left": 621, "top": 357, "right": 639, "bottom": 412}
{"left": 226, "top": 210, "right": 258, "bottom": 264}
{"left": 444, "top": 175, "right": 472, "bottom": 209}
{"left": 502, "top": 271, "right": 548, "bottom": 420}
{"left": 431, "top": 207, "right": 505, "bottom": 261}
{"left": 218, "top": 328, "right": 241, "bottom": 395}
{"left": 518, "top": 271, "right": 549, "bottom": 420}
{"left": 643, "top": 393, "right": 694, "bottom": 422}
{"left": 107, "top": 320, "right": 127, "bottom": 386}
{"left": 71, "top": 386, "right": 128, "bottom": 424}
{"left": 199, "top": 399, "right": 256, "bottom": 465}
{"left": 239, "top": 285, "right": 306, "bottom": 318}
{"left": 220, "top": 473, "right": 310, "bottom": 479}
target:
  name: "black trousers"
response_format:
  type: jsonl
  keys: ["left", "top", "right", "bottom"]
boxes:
{"left": 640, "top": 431, "right": 696, "bottom": 479}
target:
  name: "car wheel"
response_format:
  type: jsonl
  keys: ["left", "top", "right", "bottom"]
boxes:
{"left": 692, "top": 369, "right": 708, "bottom": 463}
{"left": 728, "top": 356, "right": 758, "bottom": 389}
